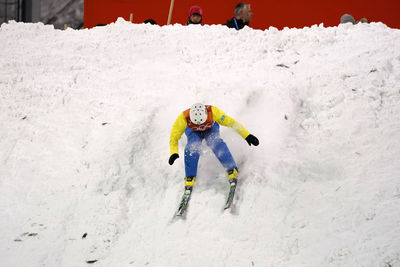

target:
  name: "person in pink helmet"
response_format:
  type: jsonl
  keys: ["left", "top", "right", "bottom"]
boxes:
{"left": 187, "top": 5, "right": 203, "bottom": 25}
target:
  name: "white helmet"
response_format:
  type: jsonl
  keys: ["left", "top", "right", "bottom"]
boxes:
{"left": 190, "top": 103, "right": 207, "bottom": 125}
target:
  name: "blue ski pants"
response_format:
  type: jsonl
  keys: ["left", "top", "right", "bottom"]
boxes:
{"left": 184, "top": 122, "right": 237, "bottom": 177}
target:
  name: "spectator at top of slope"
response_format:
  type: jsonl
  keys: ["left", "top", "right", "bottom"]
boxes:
{"left": 340, "top": 14, "right": 356, "bottom": 24}
{"left": 143, "top": 19, "right": 157, "bottom": 25}
{"left": 357, "top": 17, "right": 370, "bottom": 24}
{"left": 187, "top": 6, "right": 203, "bottom": 25}
{"left": 226, "top": 3, "right": 253, "bottom": 30}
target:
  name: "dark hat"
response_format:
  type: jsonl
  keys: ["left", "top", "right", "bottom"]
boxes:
{"left": 340, "top": 14, "right": 355, "bottom": 24}
{"left": 143, "top": 19, "right": 157, "bottom": 25}
{"left": 358, "top": 17, "right": 370, "bottom": 23}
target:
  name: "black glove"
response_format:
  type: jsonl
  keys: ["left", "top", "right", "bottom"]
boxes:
{"left": 245, "top": 134, "right": 259, "bottom": 146}
{"left": 168, "top": 153, "right": 179, "bottom": 165}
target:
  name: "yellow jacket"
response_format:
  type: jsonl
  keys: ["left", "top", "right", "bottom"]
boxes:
{"left": 169, "top": 106, "right": 250, "bottom": 155}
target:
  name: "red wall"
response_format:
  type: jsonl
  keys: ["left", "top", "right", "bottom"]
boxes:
{"left": 84, "top": 0, "right": 400, "bottom": 29}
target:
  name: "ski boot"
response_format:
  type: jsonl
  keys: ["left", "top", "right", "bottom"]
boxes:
{"left": 227, "top": 168, "right": 238, "bottom": 186}
{"left": 176, "top": 176, "right": 195, "bottom": 216}
{"left": 184, "top": 176, "right": 196, "bottom": 190}
{"left": 225, "top": 168, "right": 238, "bottom": 209}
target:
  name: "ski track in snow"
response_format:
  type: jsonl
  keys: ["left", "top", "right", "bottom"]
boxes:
{"left": 0, "top": 19, "right": 400, "bottom": 266}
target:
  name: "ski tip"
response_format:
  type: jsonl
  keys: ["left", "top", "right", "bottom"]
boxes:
{"left": 224, "top": 200, "right": 232, "bottom": 209}
{"left": 176, "top": 207, "right": 186, "bottom": 217}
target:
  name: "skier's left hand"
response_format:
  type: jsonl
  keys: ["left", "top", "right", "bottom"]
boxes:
{"left": 245, "top": 134, "right": 259, "bottom": 146}
{"left": 168, "top": 153, "right": 179, "bottom": 165}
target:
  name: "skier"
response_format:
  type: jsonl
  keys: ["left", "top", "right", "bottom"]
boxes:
{"left": 169, "top": 103, "right": 259, "bottom": 214}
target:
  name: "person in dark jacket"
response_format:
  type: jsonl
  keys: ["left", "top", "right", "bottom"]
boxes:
{"left": 226, "top": 3, "right": 253, "bottom": 30}
{"left": 187, "top": 6, "right": 203, "bottom": 25}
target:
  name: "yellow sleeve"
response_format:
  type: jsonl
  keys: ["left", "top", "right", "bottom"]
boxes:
{"left": 211, "top": 106, "right": 250, "bottom": 139}
{"left": 169, "top": 112, "right": 188, "bottom": 155}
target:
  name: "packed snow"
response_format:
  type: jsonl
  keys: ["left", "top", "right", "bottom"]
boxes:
{"left": 1, "top": 19, "right": 400, "bottom": 267}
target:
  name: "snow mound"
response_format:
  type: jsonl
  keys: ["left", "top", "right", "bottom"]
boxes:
{"left": 1, "top": 19, "right": 400, "bottom": 266}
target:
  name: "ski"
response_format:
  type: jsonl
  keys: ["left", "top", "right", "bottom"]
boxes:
{"left": 224, "top": 179, "right": 237, "bottom": 209}
{"left": 176, "top": 188, "right": 192, "bottom": 216}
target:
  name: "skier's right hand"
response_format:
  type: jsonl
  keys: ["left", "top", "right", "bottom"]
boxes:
{"left": 169, "top": 153, "right": 179, "bottom": 165}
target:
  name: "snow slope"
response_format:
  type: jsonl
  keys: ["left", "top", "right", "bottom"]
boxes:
{"left": 0, "top": 19, "right": 400, "bottom": 266}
